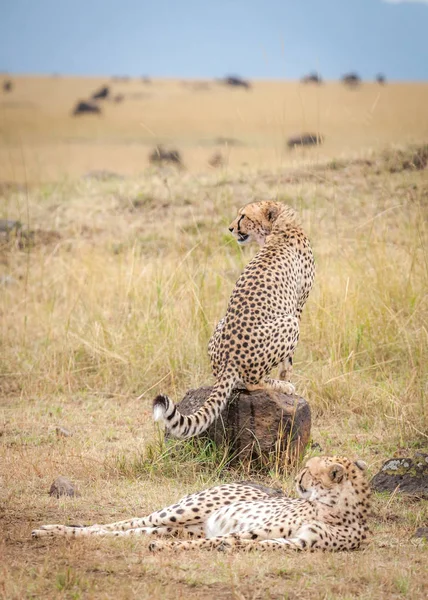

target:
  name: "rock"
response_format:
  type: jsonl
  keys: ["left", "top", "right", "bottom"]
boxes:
{"left": 371, "top": 454, "right": 428, "bottom": 497}
{"left": 55, "top": 426, "right": 73, "bottom": 438}
{"left": 175, "top": 386, "right": 311, "bottom": 468}
{"left": 287, "top": 133, "right": 324, "bottom": 149}
{"left": 0, "top": 220, "right": 22, "bottom": 247}
{"left": 208, "top": 152, "right": 226, "bottom": 168}
{"left": 49, "top": 476, "right": 79, "bottom": 498}
{"left": 412, "top": 527, "right": 428, "bottom": 540}
{"left": 0, "top": 219, "right": 21, "bottom": 233}
{"left": 149, "top": 145, "right": 182, "bottom": 167}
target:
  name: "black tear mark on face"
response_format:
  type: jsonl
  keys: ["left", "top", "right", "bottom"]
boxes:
{"left": 236, "top": 215, "right": 245, "bottom": 233}
{"left": 236, "top": 214, "right": 250, "bottom": 243}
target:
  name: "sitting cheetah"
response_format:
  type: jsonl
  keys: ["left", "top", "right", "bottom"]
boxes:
{"left": 31, "top": 456, "right": 371, "bottom": 552}
{"left": 153, "top": 200, "right": 315, "bottom": 439}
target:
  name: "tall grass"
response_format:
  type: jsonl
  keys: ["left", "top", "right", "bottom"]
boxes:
{"left": 1, "top": 157, "right": 427, "bottom": 446}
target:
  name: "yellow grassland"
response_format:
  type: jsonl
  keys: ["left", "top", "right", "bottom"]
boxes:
{"left": 1, "top": 76, "right": 428, "bottom": 180}
{"left": 0, "top": 76, "right": 427, "bottom": 599}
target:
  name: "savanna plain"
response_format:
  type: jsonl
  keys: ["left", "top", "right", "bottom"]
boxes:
{"left": 1, "top": 76, "right": 427, "bottom": 599}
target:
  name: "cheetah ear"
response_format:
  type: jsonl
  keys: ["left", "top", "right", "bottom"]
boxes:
{"left": 328, "top": 463, "right": 345, "bottom": 483}
{"left": 265, "top": 204, "right": 281, "bottom": 222}
{"left": 354, "top": 460, "right": 367, "bottom": 471}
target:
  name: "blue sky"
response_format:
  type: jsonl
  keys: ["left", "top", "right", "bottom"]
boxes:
{"left": 0, "top": 0, "right": 427, "bottom": 81}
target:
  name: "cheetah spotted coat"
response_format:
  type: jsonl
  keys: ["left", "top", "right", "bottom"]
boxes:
{"left": 153, "top": 201, "right": 315, "bottom": 439}
{"left": 32, "top": 456, "right": 371, "bottom": 552}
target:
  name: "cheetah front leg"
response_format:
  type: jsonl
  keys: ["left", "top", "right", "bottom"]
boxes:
{"left": 279, "top": 356, "right": 293, "bottom": 383}
{"left": 236, "top": 523, "right": 367, "bottom": 552}
{"left": 148, "top": 535, "right": 300, "bottom": 553}
{"left": 247, "top": 378, "right": 295, "bottom": 396}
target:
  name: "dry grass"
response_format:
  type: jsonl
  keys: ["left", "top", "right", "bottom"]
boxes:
{"left": 1, "top": 77, "right": 428, "bottom": 599}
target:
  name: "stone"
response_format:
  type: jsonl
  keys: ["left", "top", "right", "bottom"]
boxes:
{"left": 149, "top": 145, "right": 182, "bottom": 167}
{"left": 175, "top": 386, "right": 311, "bottom": 468}
{"left": 412, "top": 527, "right": 428, "bottom": 540}
{"left": 0, "top": 219, "right": 21, "bottom": 233}
{"left": 287, "top": 133, "right": 324, "bottom": 149}
{"left": 49, "top": 476, "right": 79, "bottom": 498}
{"left": 55, "top": 426, "right": 73, "bottom": 438}
{"left": 371, "top": 454, "right": 428, "bottom": 497}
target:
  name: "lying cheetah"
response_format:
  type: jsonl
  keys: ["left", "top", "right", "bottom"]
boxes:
{"left": 153, "top": 200, "right": 315, "bottom": 439}
{"left": 31, "top": 456, "right": 371, "bottom": 552}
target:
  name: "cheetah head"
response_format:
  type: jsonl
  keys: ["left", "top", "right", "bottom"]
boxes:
{"left": 295, "top": 456, "right": 369, "bottom": 505}
{"left": 228, "top": 201, "right": 297, "bottom": 247}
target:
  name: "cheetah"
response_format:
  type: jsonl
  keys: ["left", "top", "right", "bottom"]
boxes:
{"left": 31, "top": 456, "right": 371, "bottom": 553}
{"left": 153, "top": 200, "right": 315, "bottom": 439}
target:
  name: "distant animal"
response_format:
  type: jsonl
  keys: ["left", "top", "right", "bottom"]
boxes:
{"left": 222, "top": 76, "right": 251, "bottom": 90}
{"left": 149, "top": 145, "right": 182, "bottom": 166}
{"left": 301, "top": 72, "right": 322, "bottom": 84}
{"left": 31, "top": 456, "right": 371, "bottom": 555}
{"left": 287, "top": 133, "right": 324, "bottom": 149}
{"left": 341, "top": 73, "right": 361, "bottom": 87}
{"left": 153, "top": 200, "right": 314, "bottom": 440}
{"left": 72, "top": 101, "right": 101, "bottom": 116}
{"left": 113, "top": 94, "right": 124, "bottom": 103}
{"left": 3, "top": 79, "right": 13, "bottom": 93}
{"left": 208, "top": 152, "right": 225, "bottom": 168}
{"left": 92, "top": 86, "right": 109, "bottom": 100}
{"left": 375, "top": 74, "right": 386, "bottom": 85}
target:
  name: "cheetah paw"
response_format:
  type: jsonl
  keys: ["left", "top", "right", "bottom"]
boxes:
{"left": 282, "top": 382, "right": 295, "bottom": 395}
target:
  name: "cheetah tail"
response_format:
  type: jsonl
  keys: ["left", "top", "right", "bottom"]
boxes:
{"left": 152, "top": 373, "right": 236, "bottom": 439}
